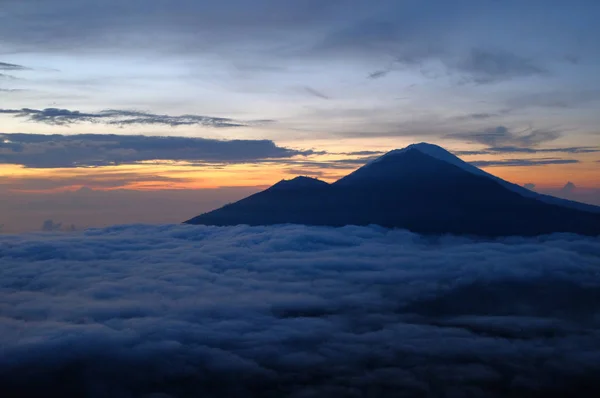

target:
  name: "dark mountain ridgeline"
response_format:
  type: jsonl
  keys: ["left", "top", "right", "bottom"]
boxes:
{"left": 186, "top": 143, "right": 600, "bottom": 237}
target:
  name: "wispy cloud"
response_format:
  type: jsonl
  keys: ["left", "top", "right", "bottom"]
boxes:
{"left": 507, "top": 90, "right": 600, "bottom": 110}
{"left": 453, "top": 112, "right": 509, "bottom": 121}
{"left": 365, "top": 47, "right": 545, "bottom": 84}
{"left": 1, "top": 172, "right": 193, "bottom": 191}
{"left": 448, "top": 126, "right": 599, "bottom": 160}
{"left": 285, "top": 168, "right": 327, "bottom": 178}
{"left": 454, "top": 48, "right": 546, "bottom": 84}
{"left": 471, "top": 158, "right": 579, "bottom": 167}
{"left": 455, "top": 146, "right": 600, "bottom": 156}
{"left": 447, "top": 126, "right": 561, "bottom": 148}
{"left": 338, "top": 150, "right": 386, "bottom": 156}
{"left": 367, "top": 69, "right": 390, "bottom": 79}
{"left": 303, "top": 86, "right": 330, "bottom": 100}
{"left": 0, "top": 108, "right": 272, "bottom": 127}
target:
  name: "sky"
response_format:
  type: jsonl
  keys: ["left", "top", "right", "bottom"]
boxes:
{"left": 2, "top": 224, "right": 600, "bottom": 395}
{"left": 1, "top": 0, "right": 600, "bottom": 232}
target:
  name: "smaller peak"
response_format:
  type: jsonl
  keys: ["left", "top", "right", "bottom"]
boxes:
{"left": 290, "top": 176, "right": 321, "bottom": 182}
{"left": 270, "top": 176, "right": 329, "bottom": 190}
{"left": 283, "top": 176, "right": 327, "bottom": 185}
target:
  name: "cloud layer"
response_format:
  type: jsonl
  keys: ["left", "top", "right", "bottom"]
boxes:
{"left": 1, "top": 224, "right": 600, "bottom": 396}
{"left": 0, "top": 133, "right": 313, "bottom": 168}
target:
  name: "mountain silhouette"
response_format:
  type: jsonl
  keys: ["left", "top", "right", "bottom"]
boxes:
{"left": 186, "top": 143, "right": 600, "bottom": 237}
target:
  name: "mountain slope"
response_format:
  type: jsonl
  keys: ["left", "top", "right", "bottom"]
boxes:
{"left": 186, "top": 145, "right": 600, "bottom": 237}
{"left": 185, "top": 176, "right": 333, "bottom": 226}
{"left": 404, "top": 143, "right": 600, "bottom": 214}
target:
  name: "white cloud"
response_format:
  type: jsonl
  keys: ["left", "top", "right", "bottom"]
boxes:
{"left": 1, "top": 224, "right": 600, "bottom": 396}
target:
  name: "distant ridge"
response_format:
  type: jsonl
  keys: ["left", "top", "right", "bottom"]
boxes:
{"left": 186, "top": 143, "right": 600, "bottom": 237}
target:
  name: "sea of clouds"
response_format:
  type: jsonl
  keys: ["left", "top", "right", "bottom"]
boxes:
{"left": 1, "top": 224, "right": 600, "bottom": 397}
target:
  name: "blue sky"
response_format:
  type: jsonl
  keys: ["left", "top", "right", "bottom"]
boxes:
{"left": 3, "top": 0, "right": 600, "bottom": 141}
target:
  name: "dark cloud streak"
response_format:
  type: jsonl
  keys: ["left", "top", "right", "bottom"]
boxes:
{"left": 454, "top": 112, "right": 499, "bottom": 121}
{"left": 0, "top": 133, "right": 314, "bottom": 168}
{"left": 368, "top": 69, "right": 389, "bottom": 79}
{"left": 0, "top": 62, "right": 28, "bottom": 71}
{"left": 471, "top": 158, "right": 579, "bottom": 167}
{"left": 447, "top": 126, "right": 561, "bottom": 148}
{"left": 0, "top": 107, "right": 270, "bottom": 127}
{"left": 448, "top": 126, "right": 598, "bottom": 163}
{"left": 455, "top": 146, "right": 600, "bottom": 156}
{"left": 303, "top": 86, "right": 330, "bottom": 100}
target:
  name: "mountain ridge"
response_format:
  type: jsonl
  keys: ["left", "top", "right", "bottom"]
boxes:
{"left": 186, "top": 143, "right": 600, "bottom": 237}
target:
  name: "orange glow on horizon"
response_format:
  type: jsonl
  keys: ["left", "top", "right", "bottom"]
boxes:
{"left": 1, "top": 143, "right": 598, "bottom": 194}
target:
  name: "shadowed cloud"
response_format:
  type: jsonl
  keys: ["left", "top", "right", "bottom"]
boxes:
{"left": 0, "top": 133, "right": 314, "bottom": 168}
